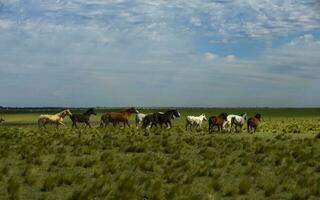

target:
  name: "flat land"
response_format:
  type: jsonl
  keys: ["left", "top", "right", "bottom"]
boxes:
{"left": 0, "top": 108, "right": 319, "bottom": 199}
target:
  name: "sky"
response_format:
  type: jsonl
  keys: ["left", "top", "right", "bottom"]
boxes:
{"left": 0, "top": 0, "right": 320, "bottom": 107}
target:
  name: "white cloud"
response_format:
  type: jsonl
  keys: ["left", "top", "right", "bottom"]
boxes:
{"left": 205, "top": 52, "right": 217, "bottom": 61}
{"left": 190, "top": 17, "right": 202, "bottom": 27}
{"left": 0, "top": 19, "right": 14, "bottom": 30}
{"left": 225, "top": 55, "right": 236, "bottom": 62}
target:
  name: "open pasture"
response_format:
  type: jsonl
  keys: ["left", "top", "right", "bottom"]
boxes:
{"left": 0, "top": 108, "right": 320, "bottom": 199}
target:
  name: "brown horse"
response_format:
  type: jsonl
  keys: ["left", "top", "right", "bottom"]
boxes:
{"left": 247, "top": 113, "right": 262, "bottom": 133}
{"left": 208, "top": 112, "right": 228, "bottom": 133}
{"left": 0, "top": 118, "right": 4, "bottom": 124}
{"left": 100, "top": 107, "right": 139, "bottom": 128}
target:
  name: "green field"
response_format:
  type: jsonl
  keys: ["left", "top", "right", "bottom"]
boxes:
{"left": 0, "top": 108, "right": 320, "bottom": 199}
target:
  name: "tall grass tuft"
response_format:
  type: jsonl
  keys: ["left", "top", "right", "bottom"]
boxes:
{"left": 7, "top": 177, "right": 20, "bottom": 200}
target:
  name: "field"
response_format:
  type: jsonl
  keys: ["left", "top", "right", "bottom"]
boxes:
{"left": 0, "top": 108, "right": 320, "bottom": 200}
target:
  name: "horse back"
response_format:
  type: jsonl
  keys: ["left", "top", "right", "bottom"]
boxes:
{"left": 110, "top": 112, "right": 129, "bottom": 122}
{"left": 70, "top": 113, "right": 88, "bottom": 122}
{"left": 247, "top": 117, "right": 259, "bottom": 127}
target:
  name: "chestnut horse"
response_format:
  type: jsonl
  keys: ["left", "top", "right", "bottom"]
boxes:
{"left": 208, "top": 112, "right": 228, "bottom": 133}
{"left": 100, "top": 107, "right": 139, "bottom": 128}
{"left": 247, "top": 113, "right": 262, "bottom": 133}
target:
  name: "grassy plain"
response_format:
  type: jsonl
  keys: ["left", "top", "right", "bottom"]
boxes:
{"left": 0, "top": 108, "right": 319, "bottom": 199}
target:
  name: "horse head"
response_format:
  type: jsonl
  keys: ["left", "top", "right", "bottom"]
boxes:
{"left": 219, "top": 112, "right": 228, "bottom": 120}
{"left": 86, "top": 108, "right": 97, "bottom": 115}
{"left": 173, "top": 109, "right": 180, "bottom": 118}
{"left": 254, "top": 113, "right": 261, "bottom": 121}
{"left": 201, "top": 114, "right": 207, "bottom": 121}
{"left": 127, "top": 107, "right": 139, "bottom": 114}
{"left": 167, "top": 109, "right": 180, "bottom": 119}
{"left": 60, "top": 109, "right": 72, "bottom": 118}
{"left": 241, "top": 113, "right": 247, "bottom": 121}
{"left": 65, "top": 109, "right": 72, "bottom": 116}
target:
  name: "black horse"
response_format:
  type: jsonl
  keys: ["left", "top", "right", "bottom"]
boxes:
{"left": 70, "top": 108, "right": 97, "bottom": 128}
{"left": 142, "top": 109, "right": 180, "bottom": 129}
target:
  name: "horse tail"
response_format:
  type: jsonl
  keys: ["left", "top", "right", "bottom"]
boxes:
{"left": 100, "top": 114, "right": 107, "bottom": 128}
{"left": 135, "top": 115, "right": 139, "bottom": 127}
{"left": 185, "top": 118, "right": 189, "bottom": 131}
{"left": 208, "top": 118, "right": 212, "bottom": 133}
{"left": 38, "top": 117, "right": 43, "bottom": 128}
{"left": 142, "top": 117, "right": 147, "bottom": 128}
{"left": 99, "top": 117, "right": 104, "bottom": 128}
{"left": 231, "top": 117, "right": 235, "bottom": 126}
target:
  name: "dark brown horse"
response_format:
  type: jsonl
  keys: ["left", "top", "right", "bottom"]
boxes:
{"left": 208, "top": 112, "right": 228, "bottom": 133}
{"left": 100, "top": 107, "right": 139, "bottom": 128}
{"left": 247, "top": 113, "right": 262, "bottom": 133}
{"left": 70, "top": 108, "right": 96, "bottom": 128}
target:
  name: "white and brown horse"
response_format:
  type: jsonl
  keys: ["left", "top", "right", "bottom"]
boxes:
{"left": 38, "top": 109, "right": 72, "bottom": 128}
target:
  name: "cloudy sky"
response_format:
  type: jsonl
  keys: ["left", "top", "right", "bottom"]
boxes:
{"left": 0, "top": 0, "right": 320, "bottom": 107}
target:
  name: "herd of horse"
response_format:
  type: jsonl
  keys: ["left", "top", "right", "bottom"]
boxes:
{"left": 32, "top": 108, "right": 262, "bottom": 133}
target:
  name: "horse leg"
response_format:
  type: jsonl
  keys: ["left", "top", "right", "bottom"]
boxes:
{"left": 58, "top": 121, "right": 65, "bottom": 128}
{"left": 43, "top": 121, "right": 48, "bottom": 129}
{"left": 104, "top": 120, "right": 109, "bottom": 128}
{"left": 167, "top": 121, "right": 172, "bottom": 129}
{"left": 126, "top": 120, "right": 130, "bottom": 128}
{"left": 71, "top": 120, "right": 76, "bottom": 129}
{"left": 99, "top": 120, "right": 104, "bottom": 128}
{"left": 38, "top": 119, "right": 42, "bottom": 128}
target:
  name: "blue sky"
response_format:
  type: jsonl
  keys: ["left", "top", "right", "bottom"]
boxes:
{"left": 0, "top": 0, "right": 320, "bottom": 107}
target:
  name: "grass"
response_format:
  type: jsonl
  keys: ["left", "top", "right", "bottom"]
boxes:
{"left": 0, "top": 108, "right": 319, "bottom": 199}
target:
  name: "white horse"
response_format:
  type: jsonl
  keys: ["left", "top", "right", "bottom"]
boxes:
{"left": 135, "top": 113, "right": 146, "bottom": 129}
{"left": 186, "top": 114, "right": 207, "bottom": 131}
{"left": 224, "top": 113, "right": 247, "bottom": 132}
{"left": 38, "top": 109, "right": 72, "bottom": 128}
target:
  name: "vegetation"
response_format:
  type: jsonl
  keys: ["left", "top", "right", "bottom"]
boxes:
{"left": 0, "top": 108, "right": 319, "bottom": 199}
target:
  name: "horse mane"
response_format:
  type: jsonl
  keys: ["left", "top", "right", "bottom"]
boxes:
{"left": 125, "top": 107, "right": 133, "bottom": 112}
{"left": 84, "top": 108, "right": 95, "bottom": 114}
{"left": 57, "top": 110, "right": 67, "bottom": 116}
{"left": 165, "top": 109, "right": 176, "bottom": 114}
{"left": 240, "top": 113, "right": 247, "bottom": 117}
{"left": 219, "top": 112, "right": 228, "bottom": 117}
{"left": 254, "top": 113, "right": 261, "bottom": 120}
